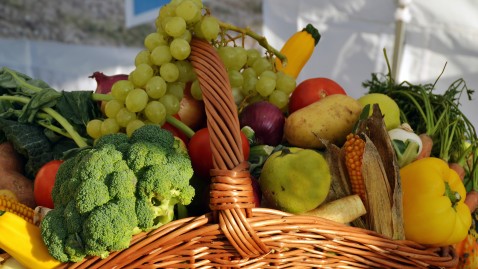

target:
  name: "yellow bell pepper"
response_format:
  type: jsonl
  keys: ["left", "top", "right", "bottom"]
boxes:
{"left": 400, "top": 157, "right": 472, "bottom": 246}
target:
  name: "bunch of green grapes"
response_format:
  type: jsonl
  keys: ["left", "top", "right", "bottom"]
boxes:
{"left": 86, "top": 0, "right": 295, "bottom": 140}
{"left": 87, "top": 0, "right": 218, "bottom": 139}
{"left": 211, "top": 46, "right": 296, "bottom": 110}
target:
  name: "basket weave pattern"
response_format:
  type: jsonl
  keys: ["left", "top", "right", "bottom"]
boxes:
{"left": 60, "top": 38, "right": 458, "bottom": 269}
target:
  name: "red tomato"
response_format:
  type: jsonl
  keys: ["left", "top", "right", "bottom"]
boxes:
{"left": 34, "top": 160, "right": 64, "bottom": 208}
{"left": 288, "top": 77, "right": 347, "bottom": 114}
{"left": 162, "top": 114, "right": 189, "bottom": 144}
{"left": 188, "top": 128, "right": 250, "bottom": 178}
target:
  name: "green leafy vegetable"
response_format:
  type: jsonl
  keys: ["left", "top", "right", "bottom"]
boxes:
{"left": 362, "top": 50, "right": 478, "bottom": 191}
{"left": 0, "top": 67, "right": 102, "bottom": 177}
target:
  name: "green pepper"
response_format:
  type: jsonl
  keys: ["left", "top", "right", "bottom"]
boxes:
{"left": 259, "top": 147, "right": 331, "bottom": 213}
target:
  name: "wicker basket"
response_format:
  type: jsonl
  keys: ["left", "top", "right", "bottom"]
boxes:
{"left": 59, "top": 38, "right": 458, "bottom": 269}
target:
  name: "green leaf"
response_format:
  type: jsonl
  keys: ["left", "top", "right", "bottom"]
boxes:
{"left": 0, "top": 118, "right": 53, "bottom": 179}
{"left": 18, "top": 88, "right": 62, "bottom": 123}
{"left": 55, "top": 91, "right": 101, "bottom": 137}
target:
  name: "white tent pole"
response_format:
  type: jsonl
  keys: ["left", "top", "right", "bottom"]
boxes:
{"left": 392, "top": 0, "right": 412, "bottom": 81}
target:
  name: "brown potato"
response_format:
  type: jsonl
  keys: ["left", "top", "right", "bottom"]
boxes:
{"left": 284, "top": 94, "right": 362, "bottom": 149}
{"left": 0, "top": 142, "right": 35, "bottom": 208}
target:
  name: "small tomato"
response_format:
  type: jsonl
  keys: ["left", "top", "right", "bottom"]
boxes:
{"left": 188, "top": 128, "right": 250, "bottom": 178}
{"left": 34, "top": 159, "right": 64, "bottom": 208}
{"left": 288, "top": 77, "right": 347, "bottom": 114}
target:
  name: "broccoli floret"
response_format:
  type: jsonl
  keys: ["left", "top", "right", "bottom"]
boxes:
{"left": 41, "top": 124, "right": 195, "bottom": 262}
{"left": 63, "top": 200, "right": 83, "bottom": 234}
{"left": 129, "top": 124, "right": 175, "bottom": 148}
{"left": 126, "top": 142, "right": 170, "bottom": 173}
{"left": 135, "top": 161, "right": 195, "bottom": 231}
{"left": 94, "top": 132, "right": 130, "bottom": 154}
{"left": 82, "top": 199, "right": 136, "bottom": 258}
{"left": 40, "top": 208, "right": 71, "bottom": 262}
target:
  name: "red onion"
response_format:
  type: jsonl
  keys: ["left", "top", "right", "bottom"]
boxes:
{"left": 89, "top": 72, "right": 128, "bottom": 94}
{"left": 239, "top": 101, "right": 285, "bottom": 146}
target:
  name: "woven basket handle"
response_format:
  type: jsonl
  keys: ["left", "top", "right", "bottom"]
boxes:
{"left": 189, "top": 38, "right": 269, "bottom": 258}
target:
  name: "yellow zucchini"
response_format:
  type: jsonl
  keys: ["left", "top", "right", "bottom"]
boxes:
{"left": 0, "top": 211, "right": 62, "bottom": 269}
{"left": 275, "top": 24, "right": 321, "bottom": 79}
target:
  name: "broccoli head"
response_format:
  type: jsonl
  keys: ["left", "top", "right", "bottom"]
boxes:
{"left": 41, "top": 124, "right": 195, "bottom": 262}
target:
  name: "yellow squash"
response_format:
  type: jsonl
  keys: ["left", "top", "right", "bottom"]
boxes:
{"left": 0, "top": 211, "right": 62, "bottom": 269}
{"left": 275, "top": 23, "right": 321, "bottom": 79}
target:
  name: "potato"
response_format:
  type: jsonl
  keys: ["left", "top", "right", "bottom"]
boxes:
{"left": 284, "top": 94, "right": 362, "bottom": 149}
{"left": 0, "top": 142, "right": 35, "bottom": 208}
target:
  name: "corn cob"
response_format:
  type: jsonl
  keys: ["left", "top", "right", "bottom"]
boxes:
{"left": 343, "top": 133, "right": 367, "bottom": 206}
{"left": 0, "top": 195, "right": 35, "bottom": 224}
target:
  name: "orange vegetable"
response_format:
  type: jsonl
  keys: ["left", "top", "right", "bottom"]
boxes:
{"left": 343, "top": 133, "right": 367, "bottom": 207}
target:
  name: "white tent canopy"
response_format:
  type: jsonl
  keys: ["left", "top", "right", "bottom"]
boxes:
{"left": 263, "top": 0, "right": 478, "bottom": 127}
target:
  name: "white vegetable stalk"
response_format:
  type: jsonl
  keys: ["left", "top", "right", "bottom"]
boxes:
{"left": 388, "top": 123, "right": 422, "bottom": 167}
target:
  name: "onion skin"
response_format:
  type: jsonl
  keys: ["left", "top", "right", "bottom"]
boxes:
{"left": 89, "top": 72, "right": 128, "bottom": 94}
{"left": 239, "top": 101, "right": 285, "bottom": 146}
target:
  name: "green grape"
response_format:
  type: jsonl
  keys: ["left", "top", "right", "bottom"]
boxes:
{"left": 170, "top": 38, "right": 191, "bottom": 60}
{"left": 111, "top": 80, "right": 134, "bottom": 102}
{"left": 175, "top": 60, "right": 195, "bottom": 82}
{"left": 230, "top": 46, "right": 247, "bottom": 70}
{"left": 145, "top": 76, "right": 167, "bottom": 99}
{"left": 246, "top": 48, "right": 261, "bottom": 67}
{"left": 151, "top": 45, "right": 172, "bottom": 66}
{"left": 159, "top": 4, "right": 176, "bottom": 21}
{"left": 144, "top": 100, "right": 167, "bottom": 124}
{"left": 252, "top": 57, "right": 272, "bottom": 75}
{"left": 268, "top": 90, "right": 288, "bottom": 109}
{"left": 190, "top": 79, "right": 203, "bottom": 100}
{"left": 242, "top": 67, "right": 257, "bottom": 80}
{"left": 177, "top": 29, "right": 192, "bottom": 42}
{"left": 276, "top": 72, "right": 297, "bottom": 95}
{"left": 228, "top": 69, "right": 243, "bottom": 88}
{"left": 135, "top": 49, "right": 152, "bottom": 66}
{"left": 126, "top": 119, "right": 145, "bottom": 137}
{"left": 104, "top": 99, "right": 124, "bottom": 118}
{"left": 231, "top": 87, "right": 244, "bottom": 106}
{"left": 255, "top": 76, "right": 276, "bottom": 97}
{"left": 101, "top": 118, "right": 120, "bottom": 136}
{"left": 86, "top": 119, "right": 103, "bottom": 139}
{"left": 144, "top": 32, "right": 166, "bottom": 51}
{"left": 130, "top": 64, "right": 154, "bottom": 88}
{"left": 200, "top": 15, "right": 220, "bottom": 41}
{"left": 217, "top": 46, "right": 235, "bottom": 69}
{"left": 242, "top": 75, "right": 258, "bottom": 96}
{"left": 155, "top": 18, "right": 167, "bottom": 35}
{"left": 175, "top": 0, "right": 200, "bottom": 23}
{"left": 116, "top": 107, "right": 137, "bottom": 128}
{"left": 160, "top": 62, "right": 180, "bottom": 82}
{"left": 167, "top": 81, "right": 186, "bottom": 100}
{"left": 159, "top": 94, "right": 181, "bottom": 115}
{"left": 260, "top": 70, "right": 277, "bottom": 80}
{"left": 165, "top": 16, "right": 187, "bottom": 37}
{"left": 190, "top": 0, "right": 203, "bottom": 8}
{"left": 125, "top": 88, "right": 149, "bottom": 112}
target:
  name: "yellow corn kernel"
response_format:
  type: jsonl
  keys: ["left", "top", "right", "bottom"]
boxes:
{"left": 344, "top": 133, "right": 367, "bottom": 206}
{"left": 0, "top": 196, "right": 35, "bottom": 224}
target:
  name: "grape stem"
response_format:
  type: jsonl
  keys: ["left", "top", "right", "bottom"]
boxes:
{"left": 217, "top": 21, "right": 288, "bottom": 67}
